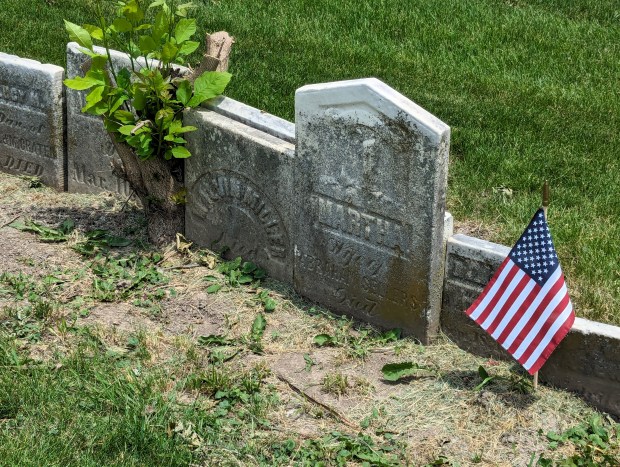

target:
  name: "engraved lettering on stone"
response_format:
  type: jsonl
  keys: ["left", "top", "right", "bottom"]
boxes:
{"left": 0, "top": 133, "right": 53, "bottom": 159}
{"left": 313, "top": 193, "right": 409, "bottom": 255}
{"left": 0, "top": 111, "right": 45, "bottom": 135}
{"left": 0, "top": 154, "right": 43, "bottom": 176}
{"left": 0, "top": 83, "right": 45, "bottom": 111}
{"left": 334, "top": 288, "right": 378, "bottom": 317}
{"left": 191, "top": 171, "right": 289, "bottom": 260}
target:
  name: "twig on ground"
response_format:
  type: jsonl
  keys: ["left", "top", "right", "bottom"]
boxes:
{"left": 119, "top": 191, "right": 135, "bottom": 212}
{"left": 275, "top": 372, "right": 358, "bottom": 429}
{"left": 163, "top": 263, "right": 202, "bottom": 270}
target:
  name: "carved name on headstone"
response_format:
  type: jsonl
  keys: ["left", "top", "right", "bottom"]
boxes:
{"left": 0, "top": 52, "right": 64, "bottom": 189}
{"left": 185, "top": 110, "right": 295, "bottom": 283}
{"left": 294, "top": 78, "right": 450, "bottom": 343}
{"left": 66, "top": 43, "right": 131, "bottom": 196}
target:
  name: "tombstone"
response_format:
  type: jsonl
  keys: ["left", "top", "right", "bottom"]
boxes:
{"left": 65, "top": 42, "right": 131, "bottom": 196}
{"left": 0, "top": 52, "right": 64, "bottom": 189}
{"left": 185, "top": 109, "right": 295, "bottom": 283}
{"left": 294, "top": 78, "right": 450, "bottom": 343}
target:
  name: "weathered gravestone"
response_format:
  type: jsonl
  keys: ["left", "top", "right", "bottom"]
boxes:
{"left": 66, "top": 42, "right": 131, "bottom": 196}
{"left": 185, "top": 110, "right": 295, "bottom": 283}
{"left": 294, "top": 78, "right": 450, "bottom": 343}
{"left": 0, "top": 52, "right": 64, "bottom": 189}
{"left": 66, "top": 42, "right": 292, "bottom": 196}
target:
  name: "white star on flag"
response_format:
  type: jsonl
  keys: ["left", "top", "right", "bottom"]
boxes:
{"left": 465, "top": 208, "right": 575, "bottom": 374}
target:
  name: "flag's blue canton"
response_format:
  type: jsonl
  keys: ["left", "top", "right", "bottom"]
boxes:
{"left": 509, "top": 209, "right": 559, "bottom": 286}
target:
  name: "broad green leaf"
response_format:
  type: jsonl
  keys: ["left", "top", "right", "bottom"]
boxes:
{"left": 107, "top": 236, "right": 132, "bottom": 247}
{"left": 83, "top": 85, "right": 105, "bottom": 111}
{"left": 188, "top": 71, "right": 232, "bottom": 107}
{"left": 381, "top": 362, "right": 433, "bottom": 381}
{"left": 111, "top": 17, "right": 133, "bottom": 33}
{"left": 109, "top": 95, "right": 128, "bottom": 114}
{"left": 139, "top": 35, "right": 158, "bottom": 53}
{"left": 64, "top": 75, "right": 102, "bottom": 91}
{"left": 152, "top": 11, "right": 168, "bottom": 42}
{"left": 475, "top": 376, "right": 496, "bottom": 391}
{"left": 118, "top": 125, "right": 135, "bottom": 136}
{"left": 148, "top": 0, "right": 165, "bottom": 8}
{"left": 170, "top": 146, "right": 191, "bottom": 158}
{"left": 237, "top": 275, "right": 253, "bottom": 284}
{"left": 116, "top": 68, "right": 131, "bottom": 89}
{"left": 174, "top": 18, "right": 196, "bottom": 43}
{"left": 313, "top": 334, "right": 334, "bottom": 347}
{"left": 64, "top": 20, "right": 93, "bottom": 50}
{"left": 176, "top": 79, "right": 192, "bottom": 106}
{"left": 132, "top": 88, "right": 147, "bottom": 110}
{"left": 83, "top": 24, "right": 104, "bottom": 41}
{"left": 155, "top": 108, "right": 174, "bottom": 123}
{"left": 77, "top": 47, "right": 107, "bottom": 58}
{"left": 251, "top": 313, "right": 266, "bottom": 341}
{"left": 175, "top": 2, "right": 195, "bottom": 17}
{"left": 380, "top": 328, "right": 402, "bottom": 342}
{"left": 164, "top": 135, "right": 186, "bottom": 143}
{"left": 113, "top": 110, "right": 135, "bottom": 124}
{"left": 263, "top": 298, "right": 277, "bottom": 312}
{"left": 178, "top": 125, "right": 196, "bottom": 133}
{"left": 161, "top": 42, "right": 178, "bottom": 61}
{"left": 197, "top": 334, "right": 233, "bottom": 346}
{"left": 122, "top": 0, "right": 144, "bottom": 23}
{"left": 206, "top": 284, "right": 221, "bottom": 294}
{"left": 242, "top": 262, "right": 257, "bottom": 273}
{"left": 478, "top": 365, "right": 489, "bottom": 380}
{"left": 103, "top": 117, "right": 120, "bottom": 133}
{"left": 177, "top": 40, "right": 199, "bottom": 56}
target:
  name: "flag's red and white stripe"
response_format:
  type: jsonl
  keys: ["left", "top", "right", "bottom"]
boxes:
{"left": 466, "top": 257, "right": 574, "bottom": 374}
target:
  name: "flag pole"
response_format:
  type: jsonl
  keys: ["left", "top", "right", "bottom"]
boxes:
{"left": 534, "top": 180, "right": 550, "bottom": 391}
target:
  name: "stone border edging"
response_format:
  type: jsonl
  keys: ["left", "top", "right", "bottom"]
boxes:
{"left": 442, "top": 233, "right": 620, "bottom": 416}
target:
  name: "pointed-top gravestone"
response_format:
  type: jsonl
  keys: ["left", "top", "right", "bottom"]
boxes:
{"left": 294, "top": 78, "right": 450, "bottom": 343}
{"left": 0, "top": 53, "right": 64, "bottom": 189}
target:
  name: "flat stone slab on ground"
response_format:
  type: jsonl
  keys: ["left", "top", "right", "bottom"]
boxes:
{"left": 0, "top": 52, "right": 64, "bottom": 189}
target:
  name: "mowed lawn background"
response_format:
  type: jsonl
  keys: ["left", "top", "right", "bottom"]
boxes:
{"left": 1, "top": 0, "right": 619, "bottom": 324}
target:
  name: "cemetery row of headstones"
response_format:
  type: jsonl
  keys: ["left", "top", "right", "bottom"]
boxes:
{"left": 2, "top": 48, "right": 619, "bottom": 417}
{"left": 1, "top": 45, "right": 451, "bottom": 344}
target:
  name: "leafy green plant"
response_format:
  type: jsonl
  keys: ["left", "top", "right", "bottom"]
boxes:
{"left": 381, "top": 361, "right": 437, "bottom": 382}
{"left": 89, "top": 252, "right": 168, "bottom": 301}
{"left": 475, "top": 365, "right": 497, "bottom": 391}
{"left": 271, "top": 430, "right": 404, "bottom": 466}
{"left": 533, "top": 415, "right": 620, "bottom": 466}
{"left": 313, "top": 333, "right": 335, "bottom": 347}
{"left": 10, "top": 219, "right": 75, "bottom": 242}
{"left": 63, "top": 0, "right": 231, "bottom": 161}
{"left": 10, "top": 219, "right": 131, "bottom": 255}
{"left": 303, "top": 353, "right": 316, "bottom": 372}
{"left": 475, "top": 365, "right": 533, "bottom": 394}
{"left": 204, "top": 257, "right": 277, "bottom": 311}
{"left": 312, "top": 327, "right": 402, "bottom": 359}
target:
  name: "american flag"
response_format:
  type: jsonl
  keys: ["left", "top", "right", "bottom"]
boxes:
{"left": 466, "top": 209, "right": 575, "bottom": 374}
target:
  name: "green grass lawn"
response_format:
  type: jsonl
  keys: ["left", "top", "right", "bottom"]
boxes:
{"left": 1, "top": 0, "right": 619, "bottom": 324}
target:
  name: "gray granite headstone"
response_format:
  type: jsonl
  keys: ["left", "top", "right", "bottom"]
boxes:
{"left": 66, "top": 42, "right": 131, "bottom": 195}
{"left": 294, "top": 78, "right": 450, "bottom": 343}
{"left": 185, "top": 109, "right": 295, "bottom": 283}
{"left": 0, "top": 53, "right": 64, "bottom": 189}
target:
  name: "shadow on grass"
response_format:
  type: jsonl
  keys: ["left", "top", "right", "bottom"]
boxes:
{"left": 440, "top": 367, "right": 538, "bottom": 410}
